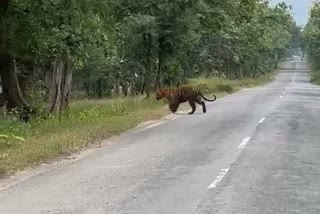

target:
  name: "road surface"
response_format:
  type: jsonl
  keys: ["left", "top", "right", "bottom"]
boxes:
{"left": 1, "top": 58, "right": 320, "bottom": 214}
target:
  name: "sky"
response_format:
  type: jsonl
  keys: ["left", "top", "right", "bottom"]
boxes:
{"left": 269, "top": 0, "right": 313, "bottom": 26}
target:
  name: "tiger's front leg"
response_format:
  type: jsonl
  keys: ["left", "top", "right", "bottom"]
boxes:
{"left": 187, "top": 100, "right": 196, "bottom": 114}
{"left": 168, "top": 98, "right": 180, "bottom": 113}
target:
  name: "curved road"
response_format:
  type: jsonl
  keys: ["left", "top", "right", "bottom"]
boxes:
{"left": 1, "top": 58, "right": 320, "bottom": 214}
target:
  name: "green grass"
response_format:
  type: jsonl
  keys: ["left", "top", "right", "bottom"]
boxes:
{"left": 188, "top": 74, "right": 274, "bottom": 94}
{"left": 0, "top": 76, "right": 274, "bottom": 177}
{"left": 311, "top": 71, "right": 320, "bottom": 85}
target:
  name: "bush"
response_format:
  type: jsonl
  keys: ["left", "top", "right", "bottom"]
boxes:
{"left": 215, "top": 84, "right": 233, "bottom": 93}
{"left": 311, "top": 71, "right": 320, "bottom": 85}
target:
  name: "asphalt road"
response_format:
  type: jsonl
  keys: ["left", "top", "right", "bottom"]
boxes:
{"left": 1, "top": 58, "right": 320, "bottom": 214}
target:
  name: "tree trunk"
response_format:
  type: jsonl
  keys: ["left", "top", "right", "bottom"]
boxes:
{"left": 0, "top": 0, "right": 29, "bottom": 110}
{"left": 123, "top": 86, "right": 128, "bottom": 96}
{"left": 121, "top": 82, "right": 128, "bottom": 96}
{"left": 127, "top": 84, "right": 132, "bottom": 96}
{"left": 45, "top": 60, "right": 73, "bottom": 115}
{"left": 140, "top": 82, "right": 145, "bottom": 95}
{"left": 0, "top": 76, "right": 4, "bottom": 106}
{"left": 97, "top": 79, "right": 102, "bottom": 97}
{"left": 84, "top": 82, "right": 90, "bottom": 97}
{"left": 155, "top": 37, "right": 165, "bottom": 90}
{"left": 0, "top": 0, "right": 9, "bottom": 11}
{"left": 274, "top": 50, "right": 282, "bottom": 69}
{"left": 114, "top": 80, "right": 120, "bottom": 96}
{"left": 16, "top": 59, "right": 34, "bottom": 98}
{"left": 0, "top": 54, "right": 30, "bottom": 110}
{"left": 142, "top": 32, "right": 152, "bottom": 97}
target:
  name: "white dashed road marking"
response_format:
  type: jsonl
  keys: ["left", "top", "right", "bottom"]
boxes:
{"left": 238, "top": 137, "right": 251, "bottom": 149}
{"left": 208, "top": 168, "right": 230, "bottom": 189}
{"left": 258, "top": 117, "right": 266, "bottom": 123}
{"left": 142, "top": 122, "right": 165, "bottom": 131}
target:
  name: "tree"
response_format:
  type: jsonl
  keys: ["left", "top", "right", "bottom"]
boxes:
{"left": 304, "top": 2, "right": 320, "bottom": 69}
{"left": 2, "top": 0, "right": 111, "bottom": 115}
{"left": 0, "top": 0, "right": 30, "bottom": 112}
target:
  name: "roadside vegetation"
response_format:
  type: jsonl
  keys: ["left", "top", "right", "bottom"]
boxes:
{"left": 310, "top": 72, "right": 320, "bottom": 85}
{"left": 0, "top": 0, "right": 300, "bottom": 176}
{"left": 304, "top": 3, "right": 320, "bottom": 85}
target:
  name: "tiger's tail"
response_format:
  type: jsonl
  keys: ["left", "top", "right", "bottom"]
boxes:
{"left": 201, "top": 94, "right": 217, "bottom": 102}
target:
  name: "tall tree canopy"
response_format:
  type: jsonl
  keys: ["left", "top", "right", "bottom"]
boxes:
{"left": 304, "top": 2, "right": 320, "bottom": 70}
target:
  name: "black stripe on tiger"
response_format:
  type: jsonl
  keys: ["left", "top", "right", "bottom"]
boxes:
{"left": 155, "top": 85, "right": 217, "bottom": 114}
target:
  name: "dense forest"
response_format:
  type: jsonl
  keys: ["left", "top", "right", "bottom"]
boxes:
{"left": 0, "top": 0, "right": 300, "bottom": 120}
{"left": 304, "top": 1, "right": 320, "bottom": 80}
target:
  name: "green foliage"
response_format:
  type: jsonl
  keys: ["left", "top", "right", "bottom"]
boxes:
{"left": 1, "top": 0, "right": 297, "bottom": 104}
{"left": 5, "top": 0, "right": 111, "bottom": 66}
{"left": 215, "top": 84, "right": 233, "bottom": 93}
{"left": 304, "top": 2, "right": 320, "bottom": 73}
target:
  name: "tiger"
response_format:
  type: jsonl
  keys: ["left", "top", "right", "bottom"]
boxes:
{"left": 155, "top": 85, "right": 217, "bottom": 114}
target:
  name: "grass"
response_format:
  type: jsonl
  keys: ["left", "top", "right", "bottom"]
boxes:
{"left": 311, "top": 71, "right": 320, "bottom": 85}
{"left": 0, "top": 75, "right": 274, "bottom": 177}
{"left": 307, "top": 60, "right": 320, "bottom": 85}
{"left": 188, "top": 74, "right": 274, "bottom": 94}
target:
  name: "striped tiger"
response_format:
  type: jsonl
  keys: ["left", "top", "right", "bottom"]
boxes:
{"left": 155, "top": 85, "right": 217, "bottom": 114}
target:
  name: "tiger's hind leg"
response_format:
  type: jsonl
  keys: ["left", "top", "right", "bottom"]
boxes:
{"left": 188, "top": 99, "right": 196, "bottom": 114}
{"left": 196, "top": 96, "right": 206, "bottom": 113}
